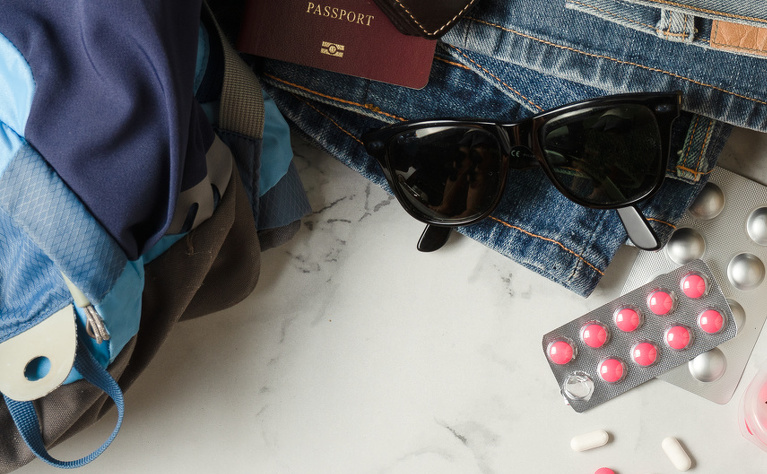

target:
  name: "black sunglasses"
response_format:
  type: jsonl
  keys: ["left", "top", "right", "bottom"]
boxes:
{"left": 362, "top": 92, "right": 682, "bottom": 252}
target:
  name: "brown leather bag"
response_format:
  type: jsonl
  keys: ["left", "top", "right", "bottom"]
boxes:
{"left": 371, "top": 0, "right": 480, "bottom": 38}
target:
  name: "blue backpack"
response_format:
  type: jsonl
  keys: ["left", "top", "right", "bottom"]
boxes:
{"left": 0, "top": 2, "right": 309, "bottom": 470}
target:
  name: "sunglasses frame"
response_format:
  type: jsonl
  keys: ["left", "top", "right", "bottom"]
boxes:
{"left": 363, "top": 91, "right": 682, "bottom": 230}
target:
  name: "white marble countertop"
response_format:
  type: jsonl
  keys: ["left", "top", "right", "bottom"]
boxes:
{"left": 22, "top": 128, "right": 767, "bottom": 473}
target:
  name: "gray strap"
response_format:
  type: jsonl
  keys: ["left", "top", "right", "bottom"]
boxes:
{"left": 204, "top": 1, "right": 265, "bottom": 139}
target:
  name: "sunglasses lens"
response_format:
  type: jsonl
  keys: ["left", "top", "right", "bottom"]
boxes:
{"left": 540, "top": 104, "right": 663, "bottom": 206}
{"left": 386, "top": 125, "right": 504, "bottom": 222}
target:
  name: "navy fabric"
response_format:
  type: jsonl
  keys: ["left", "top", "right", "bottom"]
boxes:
{"left": 0, "top": 1, "right": 211, "bottom": 259}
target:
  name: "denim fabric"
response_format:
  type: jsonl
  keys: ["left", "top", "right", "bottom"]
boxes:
{"left": 256, "top": 0, "right": 753, "bottom": 296}
{"left": 566, "top": 1, "right": 767, "bottom": 58}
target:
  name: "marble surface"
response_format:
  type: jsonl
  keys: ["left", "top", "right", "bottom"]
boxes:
{"left": 20, "top": 128, "right": 767, "bottom": 473}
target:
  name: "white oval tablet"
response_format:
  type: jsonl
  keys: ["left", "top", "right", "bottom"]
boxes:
{"left": 662, "top": 436, "right": 692, "bottom": 471}
{"left": 570, "top": 429, "right": 609, "bottom": 452}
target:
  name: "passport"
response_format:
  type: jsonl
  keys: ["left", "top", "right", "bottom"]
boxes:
{"left": 237, "top": 0, "right": 437, "bottom": 89}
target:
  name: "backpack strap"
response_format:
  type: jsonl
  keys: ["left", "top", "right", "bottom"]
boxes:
{"left": 3, "top": 324, "right": 124, "bottom": 469}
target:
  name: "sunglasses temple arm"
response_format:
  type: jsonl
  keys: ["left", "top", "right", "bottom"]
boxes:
{"left": 417, "top": 225, "right": 452, "bottom": 252}
{"left": 616, "top": 206, "right": 661, "bottom": 251}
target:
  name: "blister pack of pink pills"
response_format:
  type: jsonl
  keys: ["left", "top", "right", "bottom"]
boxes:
{"left": 543, "top": 259, "right": 736, "bottom": 412}
{"left": 623, "top": 167, "right": 767, "bottom": 403}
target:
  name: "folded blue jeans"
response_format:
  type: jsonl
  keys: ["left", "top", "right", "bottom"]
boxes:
{"left": 258, "top": 0, "right": 767, "bottom": 296}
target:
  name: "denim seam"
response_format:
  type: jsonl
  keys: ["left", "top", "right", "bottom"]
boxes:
{"left": 447, "top": 45, "right": 545, "bottom": 111}
{"left": 640, "top": 0, "right": 767, "bottom": 25}
{"left": 674, "top": 115, "right": 715, "bottom": 180}
{"left": 465, "top": 16, "right": 767, "bottom": 107}
{"left": 488, "top": 215, "right": 605, "bottom": 276}
{"left": 569, "top": 1, "right": 690, "bottom": 39}
{"left": 647, "top": 216, "right": 676, "bottom": 230}
{"left": 435, "top": 55, "right": 472, "bottom": 71}
{"left": 710, "top": 21, "right": 767, "bottom": 55}
{"left": 262, "top": 73, "right": 407, "bottom": 122}
{"left": 393, "top": 0, "right": 480, "bottom": 36}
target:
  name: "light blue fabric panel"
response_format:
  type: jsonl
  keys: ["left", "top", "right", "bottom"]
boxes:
{"left": 0, "top": 145, "right": 126, "bottom": 304}
{"left": 0, "top": 205, "right": 70, "bottom": 342}
{"left": 0, "top": 32, "right": 34, "bottom": 176}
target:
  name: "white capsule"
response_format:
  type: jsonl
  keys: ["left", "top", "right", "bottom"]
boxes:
{"left": 570, "top": 429, "right": 610, "bottom": 452}
{"left": 662, "top": 436, "right": 692, "bottom": 471}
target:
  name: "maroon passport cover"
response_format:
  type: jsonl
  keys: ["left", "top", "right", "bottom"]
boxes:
{"left": 237, "top": 0, "right": 437, "bottom": 89}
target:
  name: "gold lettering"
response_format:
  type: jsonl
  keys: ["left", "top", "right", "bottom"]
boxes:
{"left": 305, "top": 3, "right": 374, "bottom": 27}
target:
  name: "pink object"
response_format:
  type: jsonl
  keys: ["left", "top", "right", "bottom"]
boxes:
{"left": 648, "top": 290, "right": 675, "bottom": 315}
{"left": 594, "top": 468, "right": 615, "bottom": 474}
{"left": 581, "top": 322, "right": 609, "bottom": 348}
{"left": 740, "top": 361, "right": 767, "bottom": 452}
{"left": 681, "top": 272, "right": 707, "bottom": 299}
{"left": 632, "top": 342, "right": 659, "bottom": 367}
{"left": 614, "top": 307, "right": 642, "bottom": 332}
{"left": 548, "top": 340, "right": 575, "bottom": 365}
{"left": 599, "top": 358, "right": 626, "bottom": 383}
{"left": 665, "top": 325, "right": 692, "bottom": 350}
{"left": 698, "top": 309, "right": 725, "bottom": 334}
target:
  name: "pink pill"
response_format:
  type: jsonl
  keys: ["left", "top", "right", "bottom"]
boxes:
{"left": 581, "top": 322, "right": 609, "bottom": 348}
{"left": 681, "top": 272, "right": 707, "bottom": 299}
{"left": 594, "top": 469, "right": 615, "bottom": 474}
{"left": 548, "top": 340, "right": 575, "bottom": 365}
{"left": 665, "top": 325, "right": 692, "bottom": 350}
{"left": 599, "top": 358, "right": 626, "bottom": 383}
{"left": 698, "top": 309, "right": 725, "bottom": 334}
{"left": 632, "top": 342, "right": 659, "bottom": 367}
{"left": 648, "top": 290, "right": 675, "bottom": 315}
{"left": 614, "top": 307, "right": 642, "bottom": 332}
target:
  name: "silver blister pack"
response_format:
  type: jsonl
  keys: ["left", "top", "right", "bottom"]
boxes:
{"left": 543, "top": 260, "right": 735, "bottom": 413}
{"left": 623, "top": 167, "right": 767, "bottom": 404}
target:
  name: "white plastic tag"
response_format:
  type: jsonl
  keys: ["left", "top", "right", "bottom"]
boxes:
{"left": 0, "top": 305, "right": 77, "bottom": 401}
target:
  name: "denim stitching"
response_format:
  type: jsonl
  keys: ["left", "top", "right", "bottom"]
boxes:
{"left": 263, "top": 73, "right": 407, "bottom": 122}
{"left": 466, "top": 16, "right": 767, "bottom": 107}
{"left": 641, "top": 0, "right": 767, "bottom": 25}
{"left": 447, "top": 45, "right": 545, "bottom": 111}
{"left": 435, "top": 55, "right": 472, "bottom": 70}
{"left": 391, "top": 0, "right": 479, "bottom": 36}
{"left": 683, "top": 115, "right": 701, "bottom": 169}
{"left": 489, "top": 216, "right": 605, "bottom": 275}
{"left": 570, "top": 1, "right": 689, "bottom": 39}
{"left": 647, "top": 217, "right": 676, "bottom": 229}
{"left": 693, "top": 118, "right": 714, "bottom": 173}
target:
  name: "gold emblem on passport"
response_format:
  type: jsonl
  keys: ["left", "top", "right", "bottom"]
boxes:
{"left": 320, "top": 41, "right": 345, "bottom": 57}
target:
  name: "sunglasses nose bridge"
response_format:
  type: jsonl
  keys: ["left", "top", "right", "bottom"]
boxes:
{"left": 499, "top": 122, "right": 538, "bottom": 169}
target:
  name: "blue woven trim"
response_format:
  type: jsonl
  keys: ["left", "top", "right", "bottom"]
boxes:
{"left": 3, "top": 327, "right": 125, "bottom": 469}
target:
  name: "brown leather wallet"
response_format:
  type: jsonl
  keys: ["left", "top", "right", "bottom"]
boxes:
{"left": 371, "top": 0, "right": 480, "bottom": 38}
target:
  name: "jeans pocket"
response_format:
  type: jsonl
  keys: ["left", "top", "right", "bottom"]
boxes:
{"left": 566, "top": 0, "right": 767, "bottom": 58}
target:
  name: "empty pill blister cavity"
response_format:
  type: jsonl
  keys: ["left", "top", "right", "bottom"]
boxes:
{"left": 623, "top": 167, "right": 767, "bottom": 404}
{"left": 543, "top": 260, "right": 735, "bottom": 412}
